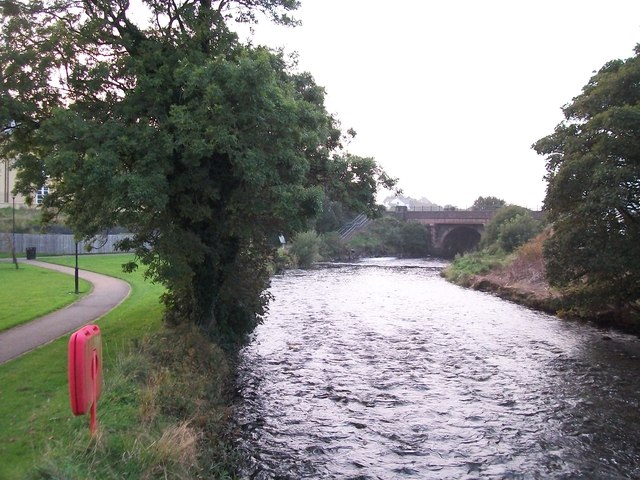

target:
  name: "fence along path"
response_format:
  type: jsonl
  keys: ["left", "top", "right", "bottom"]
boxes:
{"left": 0, "top": 233, "right": 132, "bottom": 256}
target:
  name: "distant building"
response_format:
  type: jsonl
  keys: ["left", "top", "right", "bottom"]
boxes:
{"left": 384, "top": 197, "right": 409, "bottom": 210}
{"left": 382, "top": 194, "right": 441, "bottom": 212}
{"left": 2, "top": 120, "right": 31, "bottom": 207}
{"left": 1, "top": 158, "right": 36, "bottom": 208}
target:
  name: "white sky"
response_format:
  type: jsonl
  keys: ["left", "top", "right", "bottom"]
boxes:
{"left": 238, "top": 0, "right": 640, "bottom": 209}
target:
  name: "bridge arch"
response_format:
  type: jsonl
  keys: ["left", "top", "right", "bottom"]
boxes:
{"left": 439, "top": 225, "right": 482, "bottom": 257}
{"left": 388, "top": 208, "right": 543, "bottom": 257}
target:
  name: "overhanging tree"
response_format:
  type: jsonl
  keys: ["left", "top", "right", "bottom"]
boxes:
{"left": 533, "top": 46, "right": 640, "bottom": 313}
{"left": 0, "top": 0, "right": 395, "bottom": 339}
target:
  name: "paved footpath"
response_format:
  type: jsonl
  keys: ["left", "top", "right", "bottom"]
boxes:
{"left": 0, "top": 260, "right": 131, "bottom": 364}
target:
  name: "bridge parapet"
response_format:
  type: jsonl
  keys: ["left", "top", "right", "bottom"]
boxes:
{"left": 404, "top": 210, "right": 496, "bottom": 224}
{"left": 401, "top": 209, "right": 544, "bottom": 224}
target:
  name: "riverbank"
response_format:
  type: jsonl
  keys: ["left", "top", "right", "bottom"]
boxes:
{"left": 442, "top": 241, "right": 640, "bottom": 336}
{"left": 444, "top": 262, "right": 562, "bottom": 316}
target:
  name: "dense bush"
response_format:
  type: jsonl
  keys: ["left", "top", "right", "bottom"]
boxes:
{"left": 481, "top": 205, "right": 541, "bottom": 252}
{"left": 504, "top": 231, "right": 547, "bottom": 282}
{"left": 289, "top": 230, "right": 321, "bottom": 268}
{"left": 498, "top": 214, "right": 542, "bottom": 252}
{"left": 347, "top": 217, "right": 402, "bottom": 257}
{"left": 319, "top": 232, "right": 346, "bottom": 261}
{"left": 397, "top": 222, "right": 431, "bottom": 257}
{"left": 272, "top": 247, "right": 297, "bottom": 273}
{"left": 284, "top": 216, "right": 432, "bottom": 268}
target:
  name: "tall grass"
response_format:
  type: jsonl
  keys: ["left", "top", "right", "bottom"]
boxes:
{"left": 33, "top": 329, "right": 235, "bottom": 479}
{"left": 503, "top": 232, "right": 547, "bottom": 283}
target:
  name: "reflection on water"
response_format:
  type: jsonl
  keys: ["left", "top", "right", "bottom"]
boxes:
{"left": 234, "top": 258, "right": 640, "bottom": 479}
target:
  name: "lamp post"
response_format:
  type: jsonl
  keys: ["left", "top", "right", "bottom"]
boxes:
{"left": 11, "top": 195, "right": 18, "bottom": 269}
{"left": 75, "top": 241, "right": 79, "bottom": 294}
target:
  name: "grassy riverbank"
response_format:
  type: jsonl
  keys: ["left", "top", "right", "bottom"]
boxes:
{"left": 443, "top": 233, "right": 556, "bottom": 305}
{"left": 442, "top": 238, "right": 562, "bottom": 316}
{"left": 0, "top": 254, "right": 236, "bottom": 479}
{"left": 442, "top": 234, "right": 640, "bottom": 334}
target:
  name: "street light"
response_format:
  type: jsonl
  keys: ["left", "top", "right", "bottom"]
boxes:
{"left": 11, "top": 195, "right": 18, "bottom": 269}
{"left": 75, "top": 241, "right": 79, "bottom": 294}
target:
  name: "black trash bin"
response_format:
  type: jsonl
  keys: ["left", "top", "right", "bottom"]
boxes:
{"left": 26, "top": 247, "right": 36, "bottom": 260}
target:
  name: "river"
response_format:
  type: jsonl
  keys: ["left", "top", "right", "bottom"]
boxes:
{"left": 233, "top": 258, "right": 640, "bottom": 479}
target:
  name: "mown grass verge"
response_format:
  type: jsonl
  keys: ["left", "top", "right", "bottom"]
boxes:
{"left": 0, "top": 254, "right": 237, "bottom": 479}
{"left": 0, "top": 262, "right": 91, "bottom": 332}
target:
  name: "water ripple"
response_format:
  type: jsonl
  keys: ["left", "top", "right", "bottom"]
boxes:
{"left": 234, "top": 258, "right": 640, "bottom": 479}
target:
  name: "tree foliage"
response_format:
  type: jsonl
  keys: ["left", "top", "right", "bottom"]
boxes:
{"left": 314, "top": 199, "right": 346, "bottom": 234}
{"left": 533, "top": 46, "right": 640, "bottom": 310}
{"left": 471, "top": 196, "right": 505, "bottom": 211}
{"left": 347, "top": 217, "right": 431, "bottom": 258}
{"left": 0, "top": 0, "right": 395, "bottom": 340}
{"left": 481, "top": 205, "right": 537, "bottom": 250}
{"left": 496, "top": 213, "right": 541, "bottom": 253}
{"left": 397, "top": 222, "right": 431, "bottom": 257}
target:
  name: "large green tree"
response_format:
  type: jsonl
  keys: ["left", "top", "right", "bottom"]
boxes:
{"left": 533, "top": 46, "right": 640, "bottom": 312}
{"left": 0, "top": 0, "right": 395, "bottom": 339}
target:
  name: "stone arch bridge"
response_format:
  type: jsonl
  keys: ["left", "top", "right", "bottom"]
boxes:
{"left": 395, "top": 208, "right": 543, "bottom": 256}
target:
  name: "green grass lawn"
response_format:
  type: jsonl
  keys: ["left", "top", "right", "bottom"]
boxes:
{"left": 0, "top": 262, "right": 91, "bottom": 332}
{"left": 0, "top": 254, "right": 165, "bottom": 479}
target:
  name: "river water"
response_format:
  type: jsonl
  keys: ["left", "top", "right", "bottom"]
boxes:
{"left": 233, "top": 258, "right": 640, "bottom": 479}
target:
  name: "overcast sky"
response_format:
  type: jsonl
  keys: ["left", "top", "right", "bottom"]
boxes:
{"left": 237, "top": 0, "right": 640, "bottom": 209}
